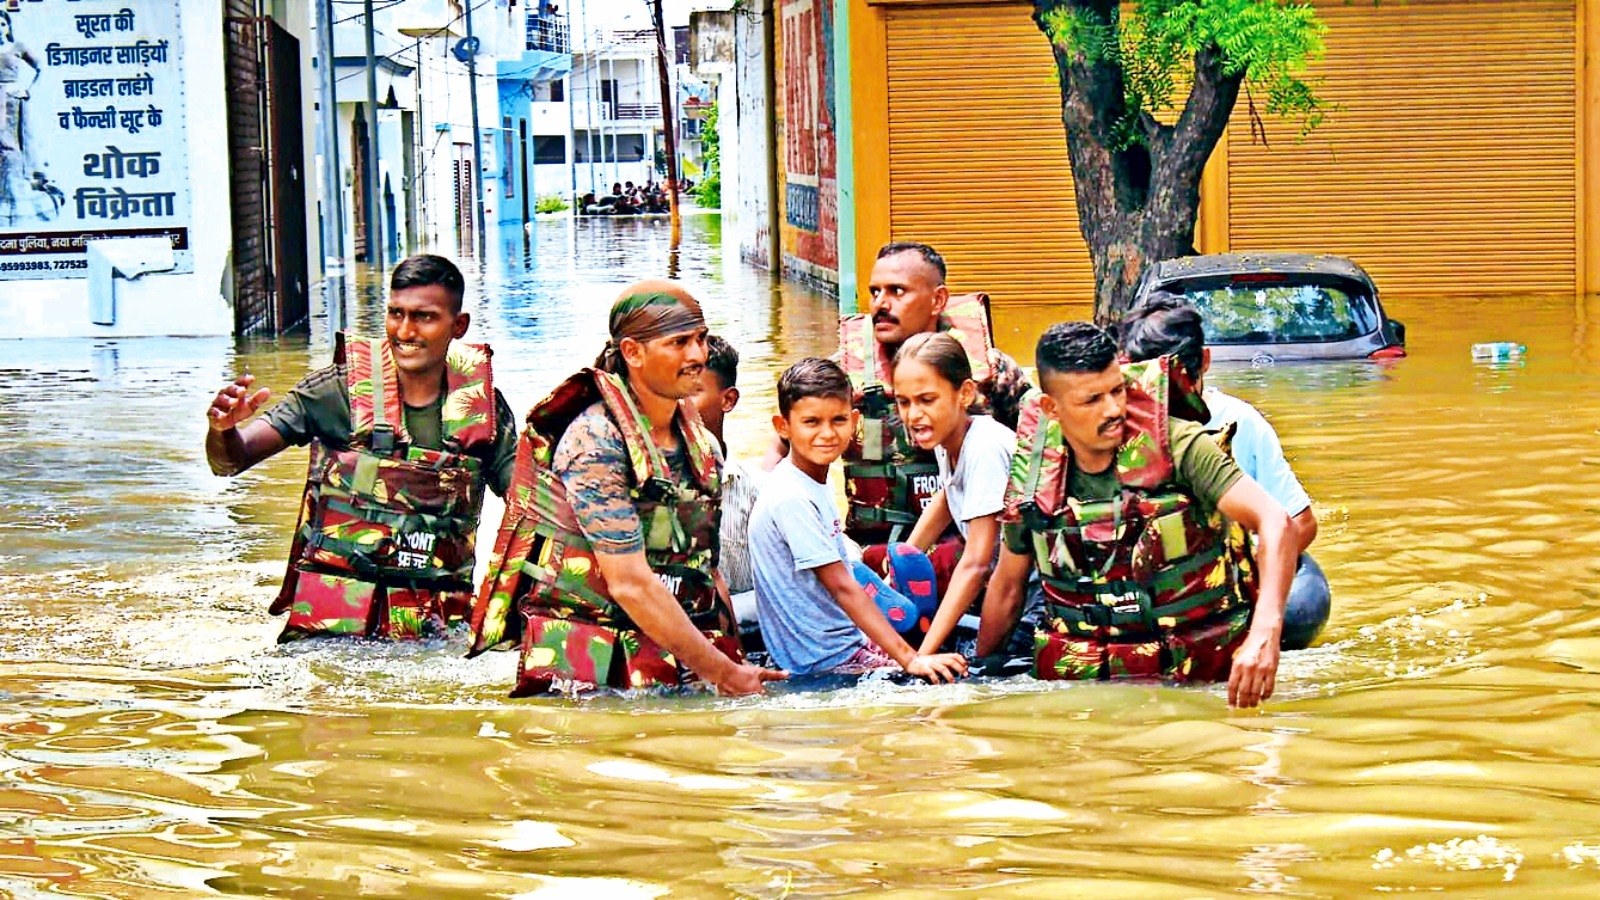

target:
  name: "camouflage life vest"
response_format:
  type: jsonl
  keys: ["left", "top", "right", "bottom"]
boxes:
{"left": 466, "top": 368, "right": 740, "bottom": 695}
{"left": 838, "top": 292, "right": 996, "bottom": 543}
{"left": 1005, "top": 356, "right": 1259, "bottom": 682}
{"left": 271, "top": 333, "right": 498, "bottom": 641}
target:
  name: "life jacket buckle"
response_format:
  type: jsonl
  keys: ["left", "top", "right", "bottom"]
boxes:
{"left": 1018, "top": 499, "right": 1046, "bottom": 532}
{"left": 1080, "top": 604, "right": 1113, "bottom": 628}
{"left": 369, "top": 424, "right": 397, "bottom": 456}
{"left": 641, "top": 476, "right": 677, "bottom": 503}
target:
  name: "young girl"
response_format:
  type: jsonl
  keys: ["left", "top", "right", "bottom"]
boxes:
{"left": 890, "top": 332, "right": 1018, "bottom": 655}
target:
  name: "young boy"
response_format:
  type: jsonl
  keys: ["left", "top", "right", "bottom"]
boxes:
{"left": 748, "top": 358, "right": 968, "bottom": 681}
{"left": 690, "top": 335, "right": 763, "bottom": 598}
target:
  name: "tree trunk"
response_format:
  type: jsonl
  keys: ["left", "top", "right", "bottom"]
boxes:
{"left": 1034, "top": 0, "right": 1244, "bottom": 324}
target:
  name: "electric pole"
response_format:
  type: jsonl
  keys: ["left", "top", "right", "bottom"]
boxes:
{"left": 649, "top": 0, "right": 681, "bottom": 245}
{"left": 464, "top": 0, "right": 487, "bottom": 260}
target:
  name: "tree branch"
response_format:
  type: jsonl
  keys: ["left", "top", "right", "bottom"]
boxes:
{"left": 1156, "top": 45, "right": 1243, "bottom": 186}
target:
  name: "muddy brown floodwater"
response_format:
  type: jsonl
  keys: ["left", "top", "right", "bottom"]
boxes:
{"left": 1, "top": 216, "right": 1599, "bottom": 897}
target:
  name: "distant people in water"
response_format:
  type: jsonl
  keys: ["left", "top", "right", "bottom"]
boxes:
{"left": 582, "top": 179, "right": 676, "bottom": 216}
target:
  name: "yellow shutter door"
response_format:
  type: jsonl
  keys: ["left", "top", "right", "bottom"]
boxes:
{"left": 884, "top": 3, "right": 1096, "bottom": 322}
{"left": 1227, "top": 0, "right": 1578, "bottom": 298}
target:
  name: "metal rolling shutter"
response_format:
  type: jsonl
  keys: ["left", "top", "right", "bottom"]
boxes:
{"left": 1227, "top": 0, "right": 1577, "bottom": 298}
{"left": 885, "top": 4, "right": 1096, "bottom": 320}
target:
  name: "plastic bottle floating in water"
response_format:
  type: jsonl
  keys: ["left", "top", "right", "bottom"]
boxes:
{"left": 1470, "top": 342, "right": 1527, "bottom": 361}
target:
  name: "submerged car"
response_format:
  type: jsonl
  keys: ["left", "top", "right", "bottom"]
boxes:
{"left": 1133, "top": 252, "right": 1407, "bottom": 361}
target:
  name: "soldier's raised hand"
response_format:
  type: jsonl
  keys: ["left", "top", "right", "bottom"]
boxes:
{"left": 208, "top": 374, "right": 271, "bottom": 433}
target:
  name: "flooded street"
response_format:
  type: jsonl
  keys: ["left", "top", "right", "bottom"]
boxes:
{"left": 3, "top": 217, "right": 1600, "bottom": 897}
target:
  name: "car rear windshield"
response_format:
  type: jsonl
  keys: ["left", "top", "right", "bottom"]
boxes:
{"left": 1166, "top": 275, "right": 1382, "bottom": 345}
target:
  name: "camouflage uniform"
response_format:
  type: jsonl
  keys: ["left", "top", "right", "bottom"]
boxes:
{"left": 1002, "top": 356, "right": 1259, "bottom": 682}
{"left": 468, "top": 369, "right": 742, "bottom": 695}
{"left": 836, "top": 292, "right": 1032, "bottom": 547}
{"left": 268, "top": 333, "right": 504, "bottom": 640}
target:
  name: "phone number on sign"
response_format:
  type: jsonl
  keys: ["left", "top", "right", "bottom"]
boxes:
{"left": 0, "top": 259, "right": 89, "bottom": 272}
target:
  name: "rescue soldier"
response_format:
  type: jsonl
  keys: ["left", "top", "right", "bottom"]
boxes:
{"left": 1119, "top": 293, "right": 1319, "bottom": 555}
{"left": 205, "top": 254, "right": 517, "bottom": 640}
{"left": 836, "top": 242, "right": 1034, "bottom": 591}
{"left": 468, "top": 281, "right": 786, "bottom": 696}
{"left": 1119, "top": 293, "right": 1332, "bottom": 650}
{"left": 976, "top": 322, "right": 1297, "bottom": 708}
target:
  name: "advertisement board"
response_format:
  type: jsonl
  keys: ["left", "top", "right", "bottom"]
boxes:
{"left": 778, "top": 0, "right": 838, "bottom": 281}
{"left": 0, "top": 0, "right": 190, "bottom": 279}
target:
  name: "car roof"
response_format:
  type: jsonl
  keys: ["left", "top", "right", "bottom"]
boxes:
{"left": 1146, "top": 252, "right": 1376, "bottom": 289}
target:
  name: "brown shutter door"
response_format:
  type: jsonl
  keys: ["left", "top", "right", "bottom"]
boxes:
{"left": 1227, "top": 0, "right": 1578, "bottom": 298}
{"left": 884, "top": 4, "right": 1096, "bottom": 322}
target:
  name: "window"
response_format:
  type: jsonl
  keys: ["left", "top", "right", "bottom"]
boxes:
{"left": 502, "top": 116, "right": 514, "bottom": 197}
{"left": 1173, "top": 276, "right": 1382, "bottom": 344}
{"left": 573, "top": 132, "right": 644, "bottom": 163}
{"left": 549, "top": 79, "right": 564, "bottom": 103}
{"left": 612, "top": 134, "right": 645, "bottom": 162}
{"left": 673, "top": 26, "right": 690, "bottom": 65}
{"left": 574, "top": 131, "right": 597, "bottom": 163}
{"left": 534, "top": 136, "right": 566, "bottom": 164}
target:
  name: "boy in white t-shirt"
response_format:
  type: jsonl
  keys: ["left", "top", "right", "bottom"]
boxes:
{"left": 747, "top": 358, "right": 968, "bottom": 681}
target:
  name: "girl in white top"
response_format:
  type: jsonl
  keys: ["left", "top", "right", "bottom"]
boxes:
{"left": 892, "top": 332, "right": 1019, "bottom": 655}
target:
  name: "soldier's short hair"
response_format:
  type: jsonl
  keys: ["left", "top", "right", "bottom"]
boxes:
{"left": 877, "top": 241, "right": 946, "bottom": 283}
{"left": 391, "top": 254, "right": 466, "bottom": 313}
{"left": 776, "top": 357, "right": 852, "bottom": 417}
{"left": 706, "top": 334, "right": 739, "bottom": 390}
{"left": 1036, "top": 322, "right": 1118, "bottom": 387}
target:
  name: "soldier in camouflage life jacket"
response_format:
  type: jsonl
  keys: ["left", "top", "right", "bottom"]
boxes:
{"left": 975, "top": 322, "right": 1300, "bottom": 709}
{"left": 205, "top": 255, "right": 519, "bottom": 642}
{"left": 831, "top": 242, "right": 1035, "bottom": 604}
{"left": 468, "top": 280, "right": 786, "bottom": 697}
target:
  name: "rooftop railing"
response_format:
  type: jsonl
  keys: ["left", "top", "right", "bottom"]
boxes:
{"left": 527, "top": 13, "right": 570, "bottom": 54}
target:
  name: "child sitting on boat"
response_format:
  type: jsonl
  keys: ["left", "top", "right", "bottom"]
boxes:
{"left": 747, "top": 357, "right": 968, "bottom": 681}
{"left": 884, "top": 333, "right": 1019, "bottom": 654}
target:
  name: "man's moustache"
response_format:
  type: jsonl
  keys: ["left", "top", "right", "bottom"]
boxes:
{"left": 872, "top": 311, "right": 898, "bottom": 325}
{"left": 1098, "top": 417, "right": 1125, "bottom": 435}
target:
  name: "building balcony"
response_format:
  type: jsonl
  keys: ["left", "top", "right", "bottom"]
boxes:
{"left": 567, "top": 98, "right": 663, "bottom": 128}
{"left": 613, "top": 102, "right": 662, "bottom": 121}
{"left": 528, "top": 13, "right": 570, "bottom": 54}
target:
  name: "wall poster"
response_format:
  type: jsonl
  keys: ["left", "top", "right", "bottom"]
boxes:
{"left": 0, "top": 0, "right": 191, "bottom": 279}
{"left": 779, "top": 0, "right": 838, "bottom": 280}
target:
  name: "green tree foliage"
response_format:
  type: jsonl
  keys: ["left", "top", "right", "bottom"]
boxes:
{"left": 1031, "top": 0, "right": 1329, "bottom": 321}
{"left": 1040, "top": 0, "right": 1327, "bottom": 148}
{"left": 696, "top": 101, "right": 722, "bottom": 209}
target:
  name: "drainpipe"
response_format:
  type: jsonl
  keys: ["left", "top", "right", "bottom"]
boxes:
{"left": 833, "top": 0, "right": 857, "bottom": 314}
{"left": 762, "top": 0, "right": 781, "bottom": 276}
{"left": 363, "top": 0, "right": 384, "bottom": 270}
{"left": 465, "top": 0, "right": 487, "bottom": 260}
{"left": 578, "top": 0, "right": 595, "bottom": 195}
{"left": 316, "top": 0, "right": 346, "bottom": 331}
{"left": 566, "top": 69, "right": 577, "bottom": 201}
{"left": 605, "top": 53, "right": 618, "bottom": 188}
